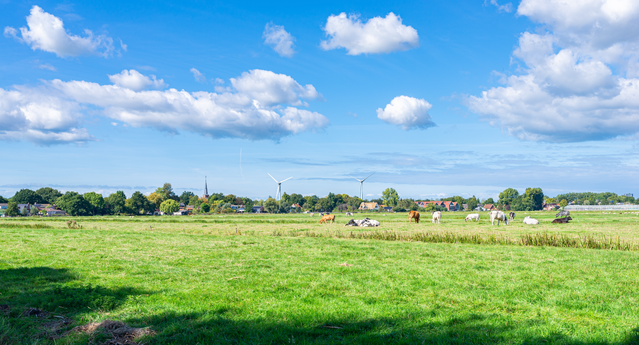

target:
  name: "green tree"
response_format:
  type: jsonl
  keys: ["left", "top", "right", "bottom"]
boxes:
{"left": 35, "top": 187, "right": 62, "bottom": 204}
{"left": 347, "top": 196, "right": 363, "bottom": 210}
{"left": 264, "top": 198, "right": 278, "bottom": 213}
{"left": 242, "top": 197, "right": 254, "bottom": 213}
{"left": 466, "top": 196, "right": 479, "bottom": 211}
{"left": 188, "top": 195, "right": 201, "bottom": 207}
{"left": 127, "top": 191, "right": 154, "bottom": 214}
{"left": 56, "top": 192, "right": 91, "bottom": 216}
{"left": 6, "top": 202, "right": 19, "bottom": 217}
{"left": 21, "top": 207, "right": 28, "bottom": 216}
{"left": 524, "top": 188, "right": 544, "bottom": 210}
{"left": 105, "top": 191, "right": 127, "bottom": 215}
{"left": 200, "top": 202, "right": 210, "bottom": 213}
{"left": 484, "top": 198, "right": 495, "bottom": 205}
{"left": 317, "top": 197, "right": 332, "bottom": 212}
{"left": 160, "top": 199, "right": 180, "bottom": 214}
{"left": 147, "top": 192, "right": 163, "bottom": 210}
{"left": 498, "top": 188, "right": 519, "bottom": 207}
{"left": 0, "top": 195, "right": 7, "bottom": 203}
{"left": 382, "top": 188, "right": 399, "bottom": 207}
{"left": 560, "top": 199, "right": 568, "bottom": 208}
{"left": 156, "top": 183, "right": 178, "bottom": 201}
{"left": 180, "top": 191, "right": 195, "bottom": 205}
{"left": 11, "top": 189, "right": 44, "bottom": 204}
{"left": 84, "top": 192, "right": 105, "bottom": 215}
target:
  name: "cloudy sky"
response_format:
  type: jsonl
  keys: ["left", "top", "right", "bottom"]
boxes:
{"left": 2, "top": 0, "right": 639, "bottom": 200}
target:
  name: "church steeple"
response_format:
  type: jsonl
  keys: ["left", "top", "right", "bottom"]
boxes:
{"left": 203, "top": 176, "right": 209, "bottom": 199}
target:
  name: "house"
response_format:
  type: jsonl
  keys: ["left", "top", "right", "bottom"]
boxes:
{"left": 543, "top": 203, "right": 559, "bottom": 211}
{"left": 415, "top": 201, "right": 443, "bottom": 208}
{"left": 253, "top": 206, "right": 264, "bottom": 213}
{"left": 0, "top": 203, "right": 7, "bottom": 216}
{"left": 441, "top": 201, "right": 460, "bottom": 211}
{"left": 381, "top": 206, "right": 393, "bottom": 212}
{"left": 483, "top": 204, "right": 495, "bottom": 211}
{"left": 46, "top": 209, "right": 67, "bottom": 216}
{"left": 359, "top": 202, "right": 379, "bottom": 210}
{"left": 173, "top": 210, "right": 190, "bottom": 216}
{"left": 462, "top": 204, "right": 468, "bottom": 211}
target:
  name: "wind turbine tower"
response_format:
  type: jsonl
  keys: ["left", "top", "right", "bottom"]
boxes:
{"left": 354, "top": 173, "right": 374, "bottom": 200}
{"left": 268, "top": 173, "right": 293, "bottom": 201}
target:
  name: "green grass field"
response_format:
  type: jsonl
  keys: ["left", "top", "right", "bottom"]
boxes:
{"left": 1, "top": 211, "right": 639, "bottom": 344}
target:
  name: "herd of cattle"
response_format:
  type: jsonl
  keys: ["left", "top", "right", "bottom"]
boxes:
{"left": 314, "top": 210, "right": 572, "bottom": 226}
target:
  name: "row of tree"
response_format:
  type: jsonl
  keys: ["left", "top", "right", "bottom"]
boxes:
{"left": 2, "top": 184, "right": 635, "bottom": 216}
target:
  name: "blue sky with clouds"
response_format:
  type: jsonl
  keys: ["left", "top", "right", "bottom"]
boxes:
{"left": 2, "top": 0, "right": 639, "bottom": 201}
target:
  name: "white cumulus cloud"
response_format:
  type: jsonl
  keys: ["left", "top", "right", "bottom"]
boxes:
{"left": 4, "top": 5, "right": 115, "bottom": 58}
{"left": 467, "top": 0, "right": 639, "bottom": 142}
{"left": 486, "top": 0, "right": 514, "bottom": 13}
{"left": 0, "top": 87, "right": 93, "bottom": 145}
{"left": 263, "top": 23, "right": 296, "bottom": 57}
{"left": 320, "top": 12, "right": 419, "bottom": 55}
{"left": 377, "top": 96, "right": 435, "bottom": 130}
{"left": 0, "top": 69, "right": 329, "bottom": 145}
{"left": 230, "top": 69, "right": 321, "bottom": 106}
{"left": 108, "top": 70, "right": 167, "bottom": 91}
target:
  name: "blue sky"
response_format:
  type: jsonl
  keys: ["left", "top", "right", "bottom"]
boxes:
{"left": 2, "top": 0, "right": 639, "bottom": 201}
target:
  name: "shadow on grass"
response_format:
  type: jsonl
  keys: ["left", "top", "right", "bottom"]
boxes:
{"left": 0, "top": 267, "right": 149, "bottom": 344}
{"left": 123, "top": 311, "right": 639, "bottom": 345}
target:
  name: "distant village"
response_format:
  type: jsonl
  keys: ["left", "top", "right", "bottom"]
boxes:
{"left": 0, "top": 182, "right": 637, "bottom": 217}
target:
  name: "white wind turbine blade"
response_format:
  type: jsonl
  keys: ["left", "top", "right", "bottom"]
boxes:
{"left": 280, "top": 177, "right": 293, "bottom": 183}
{"left": 362, "top": 173, "right": 375, "bottom": 182}
{"left": 267, "top": 173, "right": 279, "bottom": 183}
{"left": 353, "top": 177, "right": 363, "bottom": 182}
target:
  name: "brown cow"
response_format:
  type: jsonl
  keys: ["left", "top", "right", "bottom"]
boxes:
{"left": 319, "top": 214, "right": 335, "bottom": 224}
{"left": 552, "top": 216, "right": 572, "bottom": 224}
{"left": 408, "top": 211, "right": 420, "bottom": 223}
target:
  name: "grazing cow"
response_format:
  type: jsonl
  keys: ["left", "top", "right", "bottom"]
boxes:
{"left": 346, "top": 212, "right": 353, "bottom": 216}
{"left": 509, "top": 212, "right": 515, "bottom": 221}
{"left": 319, "top": 214, "right": 335, "bottom": 224}
{"left": 408, "top": 211, "right": 420, "bottom": 223}
{"left": 556, "top": 210, "right": 570, "bottom": 218}
{"left": 432, "top": 211, "right": 442, "bottom": 224}
{"left": 523, "top": 216, "right": 539, "bottom": 225}
{"left": 490, "top": 210, "right": 508, "bottom": 226}
{"left": 465, "top": 213, "right": 480, "bottom": 222}
{"left": 345, "top": 218, "right": 380, "bottom": 227}
{"left": 310, "top": 213, "right": 314, "bottom": 217}
{"left": 552, "top": 216, "right": 572, "bottom": 224}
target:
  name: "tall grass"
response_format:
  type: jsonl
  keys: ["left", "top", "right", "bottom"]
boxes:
{"left": 0, "top": 223, "right": 53, "bottom": 229}
{"left": 271, "top": 229, "right": 639, "bottom": 251}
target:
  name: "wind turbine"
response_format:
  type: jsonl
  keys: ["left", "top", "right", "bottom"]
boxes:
{"left": 353, "top": 173, "right": 375, "bottom": 200}
{"left": 268, "top": 173, "right": 293, "bottom": 201}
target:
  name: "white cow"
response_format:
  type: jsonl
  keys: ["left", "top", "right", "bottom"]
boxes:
{"left": 523, "top": 216, "right": 539, "bottom": 225}
{"left": 490, "top": 210, "right": 508, "bottom": 226}
{"left": 432, "top": 211, "right": 442, "bottom": 224}
{"left": 465, "top": 213, "right": 480, "bottom": 222}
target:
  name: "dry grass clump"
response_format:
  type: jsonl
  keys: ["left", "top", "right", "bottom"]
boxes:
{"left": 272, "top": 229, "right": 639, "bottom": 251}
{"left": 71, "top": 320, "right": 154, "bottom": 345}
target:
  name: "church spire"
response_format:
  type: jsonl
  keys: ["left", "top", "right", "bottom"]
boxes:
{"left": 203, "top": 176, "right": 209, "bottom": 199}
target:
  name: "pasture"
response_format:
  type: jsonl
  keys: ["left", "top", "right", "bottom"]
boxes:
{"left": 1, "top": 211, "right": 639, "bottom": 344}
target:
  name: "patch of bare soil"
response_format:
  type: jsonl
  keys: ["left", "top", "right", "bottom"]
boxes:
{"left": 72, "top": 320, "right": 155, "bottom": 345}
{"left": 21, "top": 308, "right": 49, "bottom": 318}
{"left": 42, "top": 316, "right": 74, "bottom": 335}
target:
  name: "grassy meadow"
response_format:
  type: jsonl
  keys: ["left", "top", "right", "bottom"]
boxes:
{"left": 1, "top": 211, "right": 639, "bottom": 344}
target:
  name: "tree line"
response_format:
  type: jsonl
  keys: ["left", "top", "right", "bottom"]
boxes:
{"left": 1, "top": 184, "right": 635, "bottom": 217}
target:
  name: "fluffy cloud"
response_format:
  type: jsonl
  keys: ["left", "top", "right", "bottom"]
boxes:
{"left": 376, "top": 96, "right": 435, "bottom": 130}
{"left": 0, "top": 87, "right": 93, "bottom": 145}
{"left": 230, "top": 69, "right": 321, "bottom": 106}
{"left": 263, "top": 23, "right": 295, "bottom": 57}
{"left": 190, "top": 68, "right": 206, "bottom": 83}
{"left": 108, "top": 70, "right": 167, "bottom": 91}
{"left": 0, "top": 69, "right": 329, "bottom": 144}
{"left": 320, "top": 12, "right": 419, "bottom": 55}
{"left": 467, "top": 0, "right": 639, "bottom": 142}
{"left": 4, "top": 5, "right": 115, "bottom": 58}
